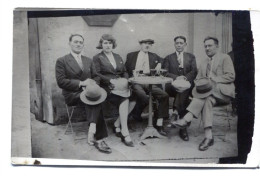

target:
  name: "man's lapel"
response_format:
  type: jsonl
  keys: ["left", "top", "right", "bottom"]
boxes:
{"left": 67, "top": 54, "right": 83, "bottom": 77}
{"left": 171, "top": 52, "right": 179, "bottom": 71}
{"left": 211, "top": 52, "right": 221, "bottom": 74}
{"left": 148, "top": 52, "right": 159, "bottom": 69}
{"left": 131, "top": 51, "right": 139, "bottom": 70}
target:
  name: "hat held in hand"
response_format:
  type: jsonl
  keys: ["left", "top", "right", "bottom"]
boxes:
{"left": 172, "top": 79, "right": 191, "bottom": 92}
{"left": 192, "top": 77, "right": 213, "bottom": 99}
{"left": 80, "top": 83, "right": 107, "bottom": 105}
{"left": 111, "top": 78, "right": 131, "bottom": 98}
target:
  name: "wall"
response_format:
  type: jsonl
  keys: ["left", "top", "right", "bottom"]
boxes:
{"left": 12, "top": 11, "right": 32, "bottom": 157}
{"left": 33, "top": 13, "right": 232, "bottom": 124}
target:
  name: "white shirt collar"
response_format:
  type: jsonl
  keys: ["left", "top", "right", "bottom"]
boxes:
{"left": 71, "top": 51, "right": 82, "bottom": 60}
{"left": 176, "top": 51, "right": 184, "bottom": 56}
{"left": 139, "top": 50, "right": 148, "bottom": 55}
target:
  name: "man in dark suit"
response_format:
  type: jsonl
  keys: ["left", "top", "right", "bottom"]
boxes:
{"left": 125, "top": 38, "right": 169, "bottom": 136}
{"left": 163, "top": 36, "right": 197, "bottom": 141}
{"left": 55, "top": 34, "right": 111, "bottom": 154}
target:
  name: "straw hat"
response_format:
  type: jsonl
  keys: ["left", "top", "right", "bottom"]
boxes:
{"left": 80, "top": 84, "right": 107, "bottom": 105}
{"left": 172, "top": 79, "right": 191, "bottom": 92}
{"left": 192, "top": 77, "right": 213, "bottom": 99}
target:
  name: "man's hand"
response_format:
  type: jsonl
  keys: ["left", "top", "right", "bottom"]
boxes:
{"left": 79, "top": 79, "right": 96, "bottom": 87}
{"left": 210, "top": 76, "right": 217, "bottom": 83}
{"left": 176, "top": 76, "right": 187, "bottom": 80}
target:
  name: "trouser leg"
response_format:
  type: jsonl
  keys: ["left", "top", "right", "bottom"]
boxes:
{"left": 131, "top": 84, "right": 149, "bottom": 119}
{"left": 151, "top": 85, "right": 169, "bottom": 119}
{"left": 201, "top": 96, "right": 216, "bottom": 128}
{"left": 174, "top": 89, "right": 190, "bottom": 118}
{"left": 85, "top": 104, "right": 108, "bottom": 141}
{"left": 186, "top": 97, "right": 206, "bottom": 118}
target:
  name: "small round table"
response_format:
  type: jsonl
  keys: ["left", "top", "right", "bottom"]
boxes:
{"left": 129, "top": 76, "right": 172, "bottom": 141}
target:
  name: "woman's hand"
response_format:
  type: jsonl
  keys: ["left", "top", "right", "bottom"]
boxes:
{"left": 79, "top": 79, "right": 96, "bottom": 87}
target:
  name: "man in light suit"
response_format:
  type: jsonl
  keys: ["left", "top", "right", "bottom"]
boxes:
{"left": 163, "top": 36, "right": 197, "bottom": 141}
{"left": 171, "top": 36, "right": 235, "bottom": 151}
{"left": 55, "top": 34, "right": 111, "bottom": 154}
{"left": 125, "top": 38, "right": 169, "bottom": 136}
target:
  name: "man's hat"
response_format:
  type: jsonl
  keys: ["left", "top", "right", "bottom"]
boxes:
{"left": 192, "top": 77, "right": 213, "bottom": 99}
{"left": 172, "top": 79, "right": 191, "bottom": 92}
{"left": 80, "top": 84, "right": 107, "bottom": 105}
{"left": 139, "top": 38, "right": 154, "bottom": 44}
{"left": 111, "top": 78, "right": 131, "bottom": 98}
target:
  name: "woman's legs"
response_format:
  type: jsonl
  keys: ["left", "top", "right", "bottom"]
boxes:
{"left": 114, "top": 100, "right": 136, "bottom": 129}
{"left": 119, "top": 99, "right": 130, "bottom": 137}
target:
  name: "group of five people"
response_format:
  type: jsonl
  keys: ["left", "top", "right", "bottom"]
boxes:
{"left": 55, "top": 33, "right": 235, "bottom": 154}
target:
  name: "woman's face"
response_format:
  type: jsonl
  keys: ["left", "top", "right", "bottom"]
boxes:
{"left": 102, "top": 40, "right": 113, "bottom": 53}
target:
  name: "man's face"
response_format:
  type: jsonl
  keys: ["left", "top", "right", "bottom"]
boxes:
{"left": 69, "top": 36, "right": 84, "bottom": 54}
{"left": 204, "top": 39, "right": 218, "bottom": 57}
{"left": 140, "top": 42, "right": 152, "bottom": 53}
{"left": 174, "top": 38, "right": 186, "bottom": 53}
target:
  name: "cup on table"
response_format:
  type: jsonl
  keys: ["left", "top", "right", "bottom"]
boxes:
{"left": 150, "top": 69, "right": 157, "bottom": 77}
{"left": 159, "top": 69, "right": 168, "bottom": 78}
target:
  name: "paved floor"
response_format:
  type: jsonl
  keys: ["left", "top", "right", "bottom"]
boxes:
{"left": 31, "top": 105, "right": 238, "bottom": 164}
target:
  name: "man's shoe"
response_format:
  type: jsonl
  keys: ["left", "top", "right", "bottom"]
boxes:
{"left": 87, "top": 132, "right": 95, "bottom": 146}
{"left": 199, "top": 138, "right": 214, "bottom": 151}
{"left": 171, "top": 119, "right": 191, "bottom": 129}
{"left": 94, "top": 141, "right": 112, "bottom": 154}
{"left": 179, "top": 128, "right": 189, "bottom": 141}
{"left": 172, "top": 113, "right": 179, "bottom": 121}
{"left": 155, "top": 126, "right": 167, "bottom": 136}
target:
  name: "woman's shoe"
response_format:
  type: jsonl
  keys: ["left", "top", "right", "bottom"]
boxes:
{"left": 121, "top": 135, "right": 134, "bottom": 147}
{"left": 113, "top": 125, "right": 122, "bottom": 137}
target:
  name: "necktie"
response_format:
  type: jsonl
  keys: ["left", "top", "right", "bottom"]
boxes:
{"left": 177, "top": 52, "right": 182, "bottom": 68}
{"left": 76, "top": 55, "right": 83, "bottom": 70}
{"left": 206, "top": 58, "right": 212, "bottom": 77}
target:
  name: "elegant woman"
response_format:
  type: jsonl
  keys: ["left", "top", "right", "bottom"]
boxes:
{"left": 93, "top": 34, "right": 135, "bottom": 147}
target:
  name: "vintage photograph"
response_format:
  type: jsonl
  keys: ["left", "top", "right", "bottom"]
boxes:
{"left": 11, "top": 9, "right": 255, "bottom": 166}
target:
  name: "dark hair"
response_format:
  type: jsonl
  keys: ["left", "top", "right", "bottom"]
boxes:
{"left": 96, "top": 34, "right": 117, "bottom": 49}
{"left": 69, "top": 34, "right": 84, "bottom": 42}
{"left": 174, "top": 36, "right": 186, "bottom": 43}
{"left": 204, "top": 36, "right": 219, "bottom": 45}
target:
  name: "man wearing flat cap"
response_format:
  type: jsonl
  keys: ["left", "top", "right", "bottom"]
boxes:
{"left": 163, "top": 36, "right": 197, "bottom": 141}
{"left": 125, "top": 38, "right": 169, "bottom": 136}
{"left": 171, "top": 36, "right": 235, "bottom": 151}
{"left": 55, "top": 34, "right": 112, "bottom": 154}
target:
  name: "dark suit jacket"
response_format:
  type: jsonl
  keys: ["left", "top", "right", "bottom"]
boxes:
{"left": 55, "top": 53, "right": 99, "bottom": 105}
{"left": 93, "top": 51, "right": 129, "bottom": 92}
{"left": 125, "top": 51, "right": 162, "bottom": 77}
{"left": 162, "top": 52, "right": 197, "bottom": 82}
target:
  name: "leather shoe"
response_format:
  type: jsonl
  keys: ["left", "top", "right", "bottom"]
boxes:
{"left": 94, "top": 141, "right": 112, "bottom": 154}
{"left": 121, "top": 135, "right": 134, "bottom": 147}
{"left": 179, "top": 128, "right": 189, "bottom": 141}
{"left": 199, "top": 138, "right": 214, "bottom": 151}
{"left": 113, "top": 125, "right": 122, "bottom": 138}
{"left": 171, "top": 119, "right": 191, "bottom": 129}
{"left": 155, "top": 126, "right": 167, "bottom": 136}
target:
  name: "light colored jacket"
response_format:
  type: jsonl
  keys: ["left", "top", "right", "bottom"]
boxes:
{"left": 196, "top": 52, "right": 235, "bottom": 101}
